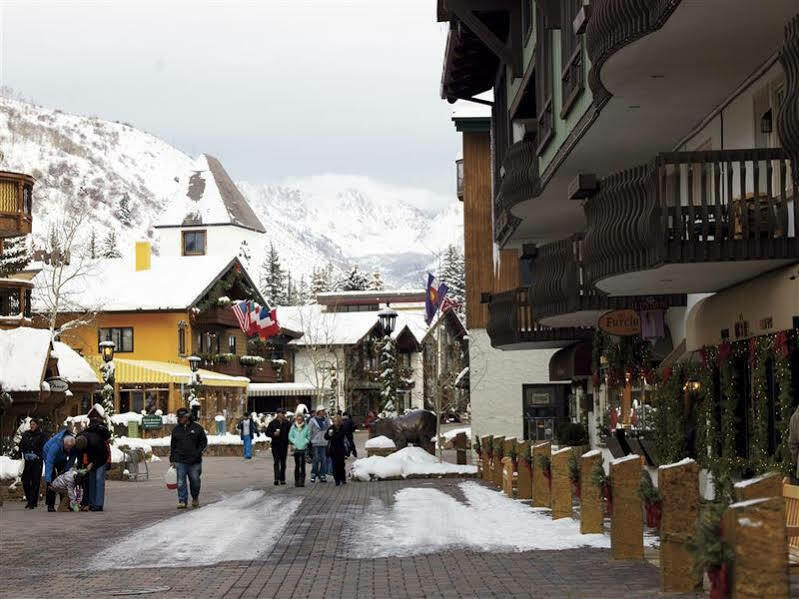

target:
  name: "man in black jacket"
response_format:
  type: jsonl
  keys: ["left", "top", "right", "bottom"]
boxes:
{"left": 265, "top": 409, "right": 292, "bottom": 485}
{"left": 170, "top": 407, "right": 208, "bottom": 509}
{"left": 19, "top": 418, "right": 48, "bottom": 509}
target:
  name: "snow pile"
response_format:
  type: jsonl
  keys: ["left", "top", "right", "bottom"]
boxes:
{"left": 90, "top": 490, "right": 302, "bottom": 569}
{"left": 0, "top": 456, "right": 23, "bottom": 480}
{"left": 350, "top": 446, "right": 477, "bottom": 481}
{"left": 349, "top": 481, "right": 609, "bottom": 557}
{"left": 437, "top": 427, "right": 471, "bottom": 443}
{"left": 365, "top": 435, "right": 396, "bottom": 450}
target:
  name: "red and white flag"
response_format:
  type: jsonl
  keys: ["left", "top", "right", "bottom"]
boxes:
{"left": 257, "top": 307, "right": 280, "bottom": 340}
{"left": 441, "top": 297, "right": 459, "bottom": 313}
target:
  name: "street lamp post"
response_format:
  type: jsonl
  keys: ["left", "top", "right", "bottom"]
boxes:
{"left": 187, "top": 355, "right": 202, "bottom": 421}
{"left": 99, "top": 340, "right": 116, "bottom": 418}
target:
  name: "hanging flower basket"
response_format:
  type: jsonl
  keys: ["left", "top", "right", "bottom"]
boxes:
{"left": 645, "top": 501, "right": 662, "bottom": 530}
{"left": 707, "top": 563, "right": 730, "bottom": 599}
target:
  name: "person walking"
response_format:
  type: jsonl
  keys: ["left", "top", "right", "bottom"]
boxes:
{"left": 324, "top": 415, "right": 349, "bottom": 486}
{"left": 42, "top": 429, "right": 79, "bottom": 512}
{"left": 237, "top": 413, "right": 258, "bottom": 460}
{"left": 78, "top": 404, "right": 112, "bottom": 512}
{"left": 288, "top": 413, "right": 311, "bottom": 487}
{"left": 170, "top": 407, "right": 208, "bottom": 509}
{"left": 342, "top": 412, "right": 357, "bottom": 458}
{"left": 19, "top": 418, "right": 48, "bottom": 509}
{"left": 266, "top": 409, "right": 291, "bottom": 485}
{"left": 309, "top": 407, "right": 331, "bottom": 483}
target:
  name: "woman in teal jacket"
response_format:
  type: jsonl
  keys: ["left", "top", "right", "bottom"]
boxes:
{"left": 288, "top": 413, "right": 311, "bottom": 487}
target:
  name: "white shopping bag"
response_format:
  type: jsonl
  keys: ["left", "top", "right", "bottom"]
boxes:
{"left": 164, "top": 465, "right": 177, "bottom": 490}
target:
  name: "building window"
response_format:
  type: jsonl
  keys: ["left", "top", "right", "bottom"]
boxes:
{"left": 535, "top": 8, "right": 554, "bottom": 152}
{"left": 182, "top": 230, "right": 206, "bottom": 256}
{"left": 98, "top": 327, "right": 134, "bottom": 353}
{"left": 560, "top": 0, "right": 585, "bottom": 118}
{"left": 178, "top": 322, "right": 187, "bottom": 356}
{"left": 229, "top": 335, "right": 237, "bottom": 354}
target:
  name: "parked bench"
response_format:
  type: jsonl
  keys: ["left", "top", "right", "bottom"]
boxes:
{"left": 784, "top": 478, "right": 799, "bottom": 570}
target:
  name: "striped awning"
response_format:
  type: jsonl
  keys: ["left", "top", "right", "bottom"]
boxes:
{"left": 247, "top": 382, "right": 320, "bottom": 397}
{"left": 86, "top": 357, "right": 249, "bottom": 389}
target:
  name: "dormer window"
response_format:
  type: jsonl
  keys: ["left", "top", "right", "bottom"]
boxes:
{"left": 182, "top": 230, "right": 206, "bottom": 256}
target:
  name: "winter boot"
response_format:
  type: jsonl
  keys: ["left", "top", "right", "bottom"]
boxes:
{"left": 191, "top": 499, "right": 200, "bottom": 509}
{"left": 177, "top": 502, "right": 187, "bottom": 509}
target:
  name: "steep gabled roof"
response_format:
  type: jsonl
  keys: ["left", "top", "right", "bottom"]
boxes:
{"left": 156, "top": 154, "right": 266, "bottom": 233}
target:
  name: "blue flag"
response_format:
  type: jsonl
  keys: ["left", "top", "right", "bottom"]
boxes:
{"left": 425, "top": 273, "right": 449, "bottom": 325}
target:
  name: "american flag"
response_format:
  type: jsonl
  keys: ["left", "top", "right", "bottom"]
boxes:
{"left": 231, "top": 301, "right": 251, "bottom": 333}
{"left": 441, "top": 297, "right": 459, "bottom": 314}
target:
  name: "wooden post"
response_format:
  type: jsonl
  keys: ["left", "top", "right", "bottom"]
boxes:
{"left": 516, "top": 440, "right": 533, "bottom": 500}
{"left": 532, "top": 442, "right": 551, "bottom": 508}
{"left": 727, "top": 496, "right": 790, "bottom": 598}
{"left": 551, "top": 447, "right": 573, "bottom": 520}
{"left": 610, "top": 454, "right": 643, "bottom": 560}
{"left": 480, "top": 435, "right": 492, "bottom": 481}
{"left": 502, "top": 457, "right": 514, "bottom": 497}
{"left": 503, "top": 437, "right": 517, "bottom": 496}
{"left": 659, "top": 458, "right": 702, "bottom": 592}
{"left": 580, "top": 449, "right": 603, "bottom": 534}
{"left": 492, "top": 436, "right": 505, "bottom": 487}
{"left": 734, "top": 471, "right": 782, "bottom": 502}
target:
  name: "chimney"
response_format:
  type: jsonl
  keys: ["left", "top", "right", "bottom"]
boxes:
{"left": 135, "top": 241, "right": 151, "bottom": 271}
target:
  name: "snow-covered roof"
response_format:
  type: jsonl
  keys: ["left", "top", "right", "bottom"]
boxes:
{"left": 156, "top": 154, "right": 265, "bottom": 233}
{"left": 0, "top": 327, "right": 52, "bottom": 392}
{"left": 279, "top": 304, "right": 428, "bottom": 347}
{"left": 32, "top": 254, "right": 262, "bottom": 312}
{"left": 451, "top": 92, "right": 493, "bottom": 121}
{"left": 53, "top": 341, "right": 99, "bottom": 385}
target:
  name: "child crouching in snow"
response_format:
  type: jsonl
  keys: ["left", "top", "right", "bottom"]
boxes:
{"left": 48, "top": 467, "right": 89, "bottom": 512}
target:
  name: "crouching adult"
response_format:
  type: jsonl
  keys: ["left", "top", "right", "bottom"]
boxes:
{"left": 170, "top": 407, "right": 208, "bottom": 509}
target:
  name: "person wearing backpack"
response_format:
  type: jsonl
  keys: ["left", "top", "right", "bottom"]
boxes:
{"left": 78, "top": 403, "right": 112, "bottom": 512}
{"left": 288, "top": 412, "right": 311, "bottom": 487}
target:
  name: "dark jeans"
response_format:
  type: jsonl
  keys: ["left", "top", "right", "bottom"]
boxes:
{"left": 45, "top": 462, "right": 65, "bottom": 509}
{"left": 331, "top": 457, "right": 346, "bottom": 484}
{"left": 175, "top": 462, "right": 202, "bottom": 504}
{"left": 22, "top": 458, "right": 42, "bottom": 507}
{"left": 293, "top": 450, "right": 306, "bottom": 484}
{"left": 272, "top": 446, "right": 288, "bottom": 482}
{"left": 88, "top": 464, "right": 107, "bottom": 509}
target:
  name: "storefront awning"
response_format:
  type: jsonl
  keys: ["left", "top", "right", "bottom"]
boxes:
{"left": 549, "top": 341, "right": 592, "bottom": 381}
{"left": 685, "top": 263, "right": 799, "bottom": 351}
{"left": 247, "top": 382, "right": 320, "bottom": 397}
{"left": 86, "top": 357, "right": 249, "bottom": 388}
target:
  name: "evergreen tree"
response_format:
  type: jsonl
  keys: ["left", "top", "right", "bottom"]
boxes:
{"left": 118, "top": 194, "right": 133, "bottom": 227}
{"left": 368, "top": 269, "right": 384, "bottom": 291}
{"left": 297, "top": 275, "right": 310, "bottom": 305}
{"left": 102, "top": 230, "right": 122, "bottom": 259}
{"left": 0, "top": 235, "right": 31, "bottom": 277}
{"left": 324, "top": 262, "right": 337, "bottom": 291}
{"left": 340, "top": 264, "right": 369, "bottom": 291}
{"left": 89, "top": 228, "right": 97, "bottom": 260}
{"left": 260, "top": 242, "right": 286, "bottom": 305}
{"left": 238, "top": 240, "right": 252, "bottom": 269}
{"left": 440, "top": 244, "right": 466, "bottom": 316}
{"left": 310, "top": 267, "right": 328, "bottom": 301}
{"left": 285, "top": 274, "right": 295, "bottom": 305}
{"left": 378, "top": 336, "right": 398, "bottom": 414}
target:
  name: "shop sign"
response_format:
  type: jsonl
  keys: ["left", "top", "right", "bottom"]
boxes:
{"left": 45, "top": 377, "right": 70, "bottom": 393}
{"left": 141, "top": 414, "right": 163, "bottom": 430}
{"left": 598, "top": 309, "right": 641, "bottom": 336}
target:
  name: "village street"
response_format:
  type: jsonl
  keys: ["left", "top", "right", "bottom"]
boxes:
{"left": 0, "top": 432, "right": 699, "bottom": 599}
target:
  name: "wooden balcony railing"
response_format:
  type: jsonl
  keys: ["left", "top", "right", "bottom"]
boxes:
{"left": 0, "top": 278, "right": 33, "bottom": 328}
{"left": 194, "top": 306, "right": 239, "bottom": 328}
{"left": 486, "top": 287, "right": 593, "bottom": 350}
{"left": 583, "top": 149, "right": 798, "bottom": 288}
{"left": 495, "top": 138, "right": 540, "bottom": 244}
{"left": 0, "top": 171, "right": 34, "bottom": 238}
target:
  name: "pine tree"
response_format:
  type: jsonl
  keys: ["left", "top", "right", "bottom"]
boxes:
{"left": 440, "top": 244, "right": 466, "bottom": 316}
{"left": 378, "top": 336, "right": 398, "bottom": 414}
{"left": 285, "top": 274, "right": 295, "bottom": 305}
{"left": 340, "top": 264, "right": 369, "bottom": 291}
{"left": 0, "top": 235, "right": 31, "bottom": 277}
{"left": 89, "top": 228, "right": 97, "bottom": 260}
{"left": 297, "top": 275, "right": 310, "bottom": 305}
{"left": 368, "top": 269, "right": 384, "bottom": 291}
{"left": 310, "top": 267, "right": 328, "bottom": 301}
{"left": 260, "top": 242, "right": 286, "bottom": 305}
{"left": 238, "top": 240, "right": 252, "bottom": 269}
{"left": 325, "top": 262, "right": 337, "bottom": 291}
{"left": 118, "top": 194, "right": 133, "bottom": 227}
{"left": 102, "top": 230, "right": 122, "bottom": 259}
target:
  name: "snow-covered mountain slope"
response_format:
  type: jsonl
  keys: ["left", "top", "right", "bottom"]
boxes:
{"left": 0, "top": 96, "right": 461, "bottom": 287}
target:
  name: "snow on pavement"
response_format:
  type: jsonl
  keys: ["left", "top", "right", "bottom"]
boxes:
{"left": 349, "top": 481, "right": 609, "bottom": 557}
{"left": 90, "top": 490, "right": 301, "bottom": 569}
{"left": 350, "top": 446, "right": 477, "bottom": 481}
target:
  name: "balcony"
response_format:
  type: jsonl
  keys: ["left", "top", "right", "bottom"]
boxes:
{"left": 0, "top": 171, "right": 34, "bottom": 238}
{"left": 486, "top": 287, "right": 593, "bottom": 350}
{"left": 0, "top": 277, "right": 33, "bottom": 329}
{"left": 200, "top": 354, "right": 291, "bottom": 384}
{"left": 194, "top": 306, "right": 239, "bottom": 328}
{"left": 583, "top": 149, "right": 798, "bottom": 295}
{"left": 495, "top": 139, "right": 540, "bottom": 244}
{"left": 532, "top": 236, "right": 686, "bottom": 327}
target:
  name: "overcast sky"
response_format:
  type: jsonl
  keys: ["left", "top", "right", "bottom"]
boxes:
{"left": 0, "top": 1, "right": 461, "bottom": 205}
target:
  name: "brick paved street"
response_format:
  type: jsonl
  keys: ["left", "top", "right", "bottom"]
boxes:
{"left": 0, "top": 445, "right": 702, "bottom": 599}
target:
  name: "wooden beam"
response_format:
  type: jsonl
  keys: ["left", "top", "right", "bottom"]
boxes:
{"left": 447, "top": 0, "right": 522, "bottom": 77}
